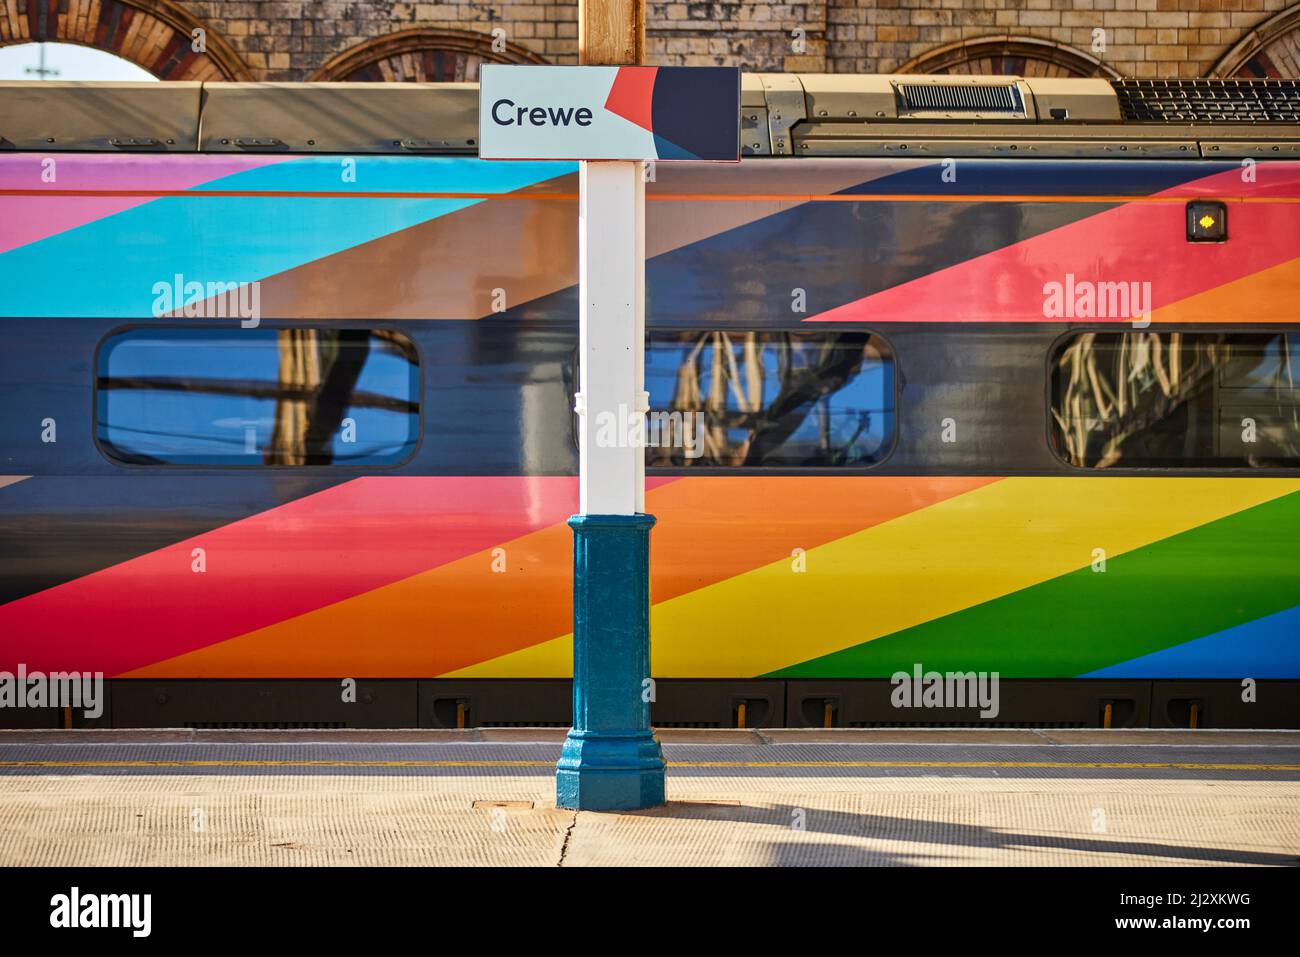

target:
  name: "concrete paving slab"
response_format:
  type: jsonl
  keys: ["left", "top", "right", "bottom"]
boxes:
{"left": 1, "top": 732, "right": 1295, "bottom": 866}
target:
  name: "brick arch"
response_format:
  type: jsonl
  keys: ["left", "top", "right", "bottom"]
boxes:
{"left": 895, "top": 35, "right": 1121, "bottom": 79}
{"left": 310, "top": 27, "right": 548, "bottom": 82}
{"left": 0, "top": 0, "right": 251, "bottom": 80}
{"left": 1211, "top": 4, "right": 1300, "bottom": 78}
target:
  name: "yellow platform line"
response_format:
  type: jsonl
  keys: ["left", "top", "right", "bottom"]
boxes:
{"left": 1, "top": 760, "right": 1296, "bottom": 771}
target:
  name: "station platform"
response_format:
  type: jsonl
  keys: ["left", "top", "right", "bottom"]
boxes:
{"left": 1, "top": 729, "right": 1296, "bottom": 867}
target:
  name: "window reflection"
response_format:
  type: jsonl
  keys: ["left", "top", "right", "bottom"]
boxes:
{"left": 1051, "top": 331, "right": 1299, "bottom": 469}
{"left": 646, "top": 331, "right": 894, "bottom": 467}
{"left": 97, "top": 328, "right": 419, "bottom": 466}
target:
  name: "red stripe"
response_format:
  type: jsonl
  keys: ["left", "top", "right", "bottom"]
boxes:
{"left": 0, "top": 476, "right": 672, "bottom": 676}
{"left": 805, "top": 165, "right": 1300, "bottom": 324}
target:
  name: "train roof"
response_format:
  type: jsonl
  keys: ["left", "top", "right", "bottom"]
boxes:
{"left": 1, "top": 74, "right": 1298, "bottom": 158}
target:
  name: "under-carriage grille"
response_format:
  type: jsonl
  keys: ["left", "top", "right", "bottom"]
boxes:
{"left": 1113, "top": 78, "right": 1300, "bottom": 122}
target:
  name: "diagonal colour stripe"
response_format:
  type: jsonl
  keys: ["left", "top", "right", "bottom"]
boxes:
{"left": 1083, "top": 605, "right": 1300, "bottom": 680}
{"left": 446, "top": 477, "right": 997, "bottom": 679}
{"left": 0, "top": 476, "right": 584, "bottom": 676}
{"left": 0, "top": 156, "right": 574, "bottom": 318}
{"left": 254, "top": 161, "right": 912, "bottom": 322}
{"left": 0, "top": 474, "right": 347, "bottom": 606}
{"left": 805, "top": 164, "right": 1300, "bottom": 324}
{"left": 650, "top": 477, "right": 1300, "bottom": 677}
{"left": 774, "top": 490, "right": 1300, "bottom": 678}
{"left": 131, "top": 476, "right": 993, "bottom": 678}
{"left": 1145, "top": 253, "right": 1300, "bottom": 324}
{"left": 0, "top": 154, "right": 290, "bottom": 255}
{"left": 449, "top": 477, "right": 1300, "bottom": 680}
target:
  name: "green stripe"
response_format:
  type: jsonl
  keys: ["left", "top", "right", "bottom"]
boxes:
{"left": 769, "top": 490, "right": 1300, "bottom": 678}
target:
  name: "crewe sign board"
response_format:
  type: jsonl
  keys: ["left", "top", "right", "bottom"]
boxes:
{"left": 478, "top": 65, "right": 740, "bottom": 162}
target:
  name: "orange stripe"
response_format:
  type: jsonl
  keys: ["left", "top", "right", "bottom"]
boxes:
{"left": 1150, "top": 254, "right": 1300, "bottom": 323}
{"left": 127, "top": 475, "right": 998, "bottom": 678}
{"left": 647, "top": 475, "right": 1000, "bottom": 604}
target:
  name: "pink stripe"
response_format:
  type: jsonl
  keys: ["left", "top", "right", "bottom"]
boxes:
{"left": 806, "top": 165, "right": 1300, "bottom": 324}
{"left": 0, "top": 154, "right": 289, "bottom": 254}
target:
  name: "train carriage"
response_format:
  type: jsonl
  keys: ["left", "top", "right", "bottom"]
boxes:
{"left": 0, "top": 75, "right": 1297, "bottom": 728}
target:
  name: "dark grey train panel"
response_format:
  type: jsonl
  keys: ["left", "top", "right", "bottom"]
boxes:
{"left": 4, "top": 681, "right": 1293, "bottom": 729}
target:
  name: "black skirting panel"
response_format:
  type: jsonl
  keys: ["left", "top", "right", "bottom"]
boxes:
{"left": 2, "top": 680, "right": 1296, "bottom": 730}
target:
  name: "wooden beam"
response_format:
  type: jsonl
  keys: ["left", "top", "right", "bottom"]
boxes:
{"left": 578, "top": 0, "right": 644, "bottom": 66}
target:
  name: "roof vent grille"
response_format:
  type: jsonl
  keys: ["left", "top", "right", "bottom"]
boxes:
{"left": 898, "top": 83, "right": 1024, "bottom": 114}
{"left": 1113, "top": 78, "right": 1300, "bottom": 122}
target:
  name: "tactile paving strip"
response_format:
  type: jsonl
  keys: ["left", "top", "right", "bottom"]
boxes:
{"left": 1, "top": 741, "right": 1297, "bottom": 779}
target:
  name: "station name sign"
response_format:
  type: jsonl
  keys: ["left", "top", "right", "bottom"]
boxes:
{"left": 479, "top": 65, "right": 740, "bottom": 162}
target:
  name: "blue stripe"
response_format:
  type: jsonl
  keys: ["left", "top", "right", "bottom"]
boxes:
{"left": 0, "top": 157, "right": 574, "bottom": 318}
{"left": 1083, "top": 606, "right": 1300, "bottom": 679}
{"left": 836, "top": 159, "right": 1229, "bottom": 196}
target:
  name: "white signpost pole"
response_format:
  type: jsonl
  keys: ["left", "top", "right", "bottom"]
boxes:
{"left": 576, "top": 159, "right": 645, "bottom": 518}
{"left": 477, "top": 20, "right": 736, "bottom": 813}
{"left": 554, "top": 1, "right": 665, "bottom": 811}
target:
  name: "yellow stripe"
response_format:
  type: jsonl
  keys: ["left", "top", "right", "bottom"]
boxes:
{"left": 1, "top": 760, "right": 1295, "bottom": 771}
{"left": 452, "top": 477, "right": 1300, "bottom": 678}
{"left": 444, "top": 633, "right": 568, "bottom": 677}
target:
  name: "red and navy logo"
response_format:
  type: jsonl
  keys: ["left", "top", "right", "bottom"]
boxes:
{"left": 603, "top": 66, "right": 740, "bottom": 161}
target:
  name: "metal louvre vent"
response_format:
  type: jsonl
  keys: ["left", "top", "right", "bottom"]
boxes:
{"left": 1113, "top": 78, "right": 1300, "bottom": 122}
{"left": 898, "top": 83, "right": 1024, "bottom": 114}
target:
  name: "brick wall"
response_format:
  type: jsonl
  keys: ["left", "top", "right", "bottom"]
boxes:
{"left": 648, "top": 0, "right": 1297, "bottom": 76}
{"left": 181, "top": 1, "right": 580, "bottom": 77}
{"left": 23, "top": 0, "right": 1298, "bottom": 80}
{"left": 820, "top": 0, "right": 1296, "bottom": 78}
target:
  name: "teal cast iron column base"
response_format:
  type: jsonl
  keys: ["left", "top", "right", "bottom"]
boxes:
{"left": 556, "top": 513, "right": 665, "bottom": 811}
{"left": 555, "top": 730, "right": 666, "bottom": 811}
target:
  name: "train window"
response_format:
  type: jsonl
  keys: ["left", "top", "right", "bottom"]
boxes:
{"left": 1050, "top": 331, "right": 1299, "bottom": 469}
{"left": 96, "top": 328, "right": 419, "bottom": 466}
{"left": 645, "top": 331, "right": 895, "bottom": 467}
